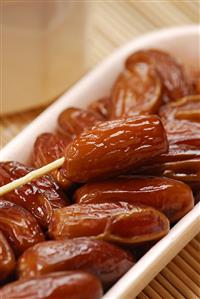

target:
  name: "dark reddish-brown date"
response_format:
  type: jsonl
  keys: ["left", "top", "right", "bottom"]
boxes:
{"left": 0, "top": 161, "right": 69, "bottom": 228}
{"left": 18, "top": 237, "right": 134, "bottom": 287}
{"left": 126, "top": 49, "right": 193, "bottom": 101}
{"left": 150, "top": 143, "right": 200, "bottom": 164}
{"left": 0, "top": 271, "right": 103, "bottom": 299}
{"left": 111, "top": 57, "right": 162, "bottom": 118}
{"left": 49, "top": 202, "right": 169, "bottom": 245}
{"left": 138, "top": 159, "right": 200, "bottom": 192}
{"left": 57, "top": 107, "right": 103, "bottom": 138}
{"left": 74, "top": 176, "right": 194, "bottom": 222}
{"left": 88, "top": 97, "right": 111, "bottom": 120}
{"left": 61, "top": 115, "right": 168, "bottom": 183}
{"left": 0, "top": 200, "right": 44, "bottom": 256}
{"left": 137, "top": 142, "right": 200, "bottom": 191}
{"left": 33, "top": 133, "right": 72, "bottom": 189}
{"left": 159, "top": 95, "right": 200, "bottom": 146}
{"left": 0, "top": 231, "right": 15, "bottom": 281}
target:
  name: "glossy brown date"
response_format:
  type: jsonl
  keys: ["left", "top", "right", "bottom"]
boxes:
{"left": 49, "top": 202, "right": 169, "bottom": 245}
{"left": 0, "top": 231, "right": 15, "bottom": 281}
{"left": 140, "top": 144, "right": 200, "bottom": 192}
{"left": 0, "top": 200, "right": 44, "bottom": 256}
{"left": 61, "top": 115, "right": 168, "bottom": 183}
{"left": 0, "top": 161, "right": 69, "bottom": 228}
{"left": 174, "top": 99, "right": 200, "bottom": 123}
{"left": 74, "top": 176, "right": 194, "bottom": 223}
{"left": 138, "top": 159, "right": 200, "bottom": 192}
{"left": 88, "top": 97, "right": 110, "bottom": 120}
{"left": 33, "top": 133, "right": 72, "bottom": 189}
{"left": 159, "top": 95, "right": 200, "bottom": 146}
{"left": 18, "top": 237, "right": 134, "bottom": 287}
{"left": 111, "top": 57, "right": 162, "bottom": 118}
{"left": 57, "top": 107, "right": 103, "bottom": 138}
{"left": 126, "top": 49, "right": 193, "bottom": 101}
{"left": 0, "top": 271, "right": 103, "bottom": 299}
{"left": 150, "top": 143, "right": 200, "bottom": 164}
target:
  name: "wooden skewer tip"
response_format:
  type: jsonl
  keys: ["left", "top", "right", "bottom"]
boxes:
{"left": 0, "top": 157, "right": 65, "bottom": 197}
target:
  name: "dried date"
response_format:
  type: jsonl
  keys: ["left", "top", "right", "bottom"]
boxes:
{"left": 0, "top": 161, "right": 69, "bottom": 228}
{"left": 74, "top": 176, "right": 194, "bottom": 222}
{"left": 138, "top": 159, "right": 200, "bottom": 192}
{"left": 57, "top": 107, "right": 103, "bottom": 138}
{"left": 61, "top": 115, "right": 168, "bottom": 183}
{"left": 18, "top": 237, "right": 134, "bottom": 287}
{"left": 111, "top": 57, "right": 162, "bottom": 118}
{"left": 159, "top": 95, "right": 200, "bottom": 145}
{"left": 0, "top": 200, "right": 44, "bottom": 256}
{"left": 0, "top": 271, "right": 103, "bottom": 299}
{"left": 49, "top": 202, "right": 169, "bottom": 245}
{"left": 33, "top": 133, "right": 72, "bottom": 189}
{"left": 138, "top": 143, "right": 200, "bottom": 191}
{"left": 126, "top": 49, "right": 193, "bottom": 101}
{"left": 150, "top": 143, "right": 200, "bottom": 164}
{"left": 88, "top": 97, "right": 110, "bottom": 120}
{"left": 0, "top": 231, "right": 15, "bottom": 281}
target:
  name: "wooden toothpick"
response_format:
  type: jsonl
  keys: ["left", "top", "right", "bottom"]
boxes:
{"left": 0, "top": 157, "right": 65, "bottom": 197}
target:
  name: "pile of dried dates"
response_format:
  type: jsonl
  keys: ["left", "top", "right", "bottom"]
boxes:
{"left": 0, "top": 49, "right": 199, "bottom": 299}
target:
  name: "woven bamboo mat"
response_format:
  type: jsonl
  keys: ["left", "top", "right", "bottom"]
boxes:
{"left": 1, "top": 1, "right": 200, "bottom": 298}
{"left": 137, "top": 235, "right": 200, "bottom": 299}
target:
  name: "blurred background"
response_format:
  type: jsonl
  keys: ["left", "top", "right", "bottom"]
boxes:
{"left": 0, "top": 0, "right": 199, "bottom": 146}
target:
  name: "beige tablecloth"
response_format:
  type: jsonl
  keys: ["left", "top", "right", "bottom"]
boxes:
{"left": 1, "top": 1, "right": 200, "bottom": 298}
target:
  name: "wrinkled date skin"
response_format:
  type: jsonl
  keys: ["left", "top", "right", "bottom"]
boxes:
{"left": 18, "top": 237, "right": 134, "bottom": 287}
{"left": 88, "top": 97, "right": 111, "bottom": 120}
{"left": 49, "top": 202, "right": 169, "bottom": 245}
{"left": 126, "top": 49, "right": 193, "bottom": 102}
{"left": 57, "top": 107, "right": 103, "bottom": 138}
{"left": 150, "top": 144, "right": 200, "bottom": 164}
{"left": 74, "top": 176, "right": 194, "bottom": 223}
{"left": 111, "top": 56, "right": 162, "bottom": 118}
{"left": 159, "top": 95, "right": 200, "bottom": 146}
{"left": 0, "top": 231, "right": 15, "bottom": 281}
{"left": 138, "top": 96, "right": 200, "bottom": 191}
{"left": 138, "top": 159, "right": 200, "bottom": 192}
{"left": 61, "top": 115, "right": 168, "bottom": 183}
{"left": 0, "top": 161, "right": 69, "bottom": 228}
{"left": 173, "top": 96, "right": 200, "bottom": 123}
{"left": 0, "top": 271, "right": 103, "bottom": 299}
{"left": 137, "top": 143, "right": 200, "bottom": 191}
{"left": 33, "top": 133, "right": 72, "bottom": 190}
{"left": 0, "top": 200, "right": 44, "bottom": 256}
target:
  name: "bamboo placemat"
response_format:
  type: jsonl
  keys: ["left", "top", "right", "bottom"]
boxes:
{"left": 1, "top": 1, "right": 200, "bottom": 298}
{"left": 137, "top": 235, "right": 200, "bottom": 299}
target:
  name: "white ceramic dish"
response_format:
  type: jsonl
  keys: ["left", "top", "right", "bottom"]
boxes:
{"left": 1, "top": 25, "right": 200, "bottom": 299}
